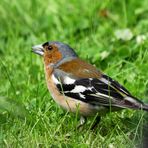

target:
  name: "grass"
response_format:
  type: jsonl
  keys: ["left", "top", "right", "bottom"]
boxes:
{"left": 0, "top": 0, "right": 148, "bottom": 147}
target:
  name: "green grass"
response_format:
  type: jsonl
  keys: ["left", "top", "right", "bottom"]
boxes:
{"left": 0, "top": 0, "right": 148, "bottom": 147}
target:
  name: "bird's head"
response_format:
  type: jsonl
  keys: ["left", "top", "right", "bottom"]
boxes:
{"left": 32, "top": 41, "right": 77, "bottom": 66}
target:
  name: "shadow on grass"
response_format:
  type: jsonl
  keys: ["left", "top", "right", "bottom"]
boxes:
{"left": 0, "top": 97, "right": 31, "bottom": 124}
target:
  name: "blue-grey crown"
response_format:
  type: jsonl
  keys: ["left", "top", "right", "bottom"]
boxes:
{"left": 47, "top": 41, "right": 78, "bottom": 59}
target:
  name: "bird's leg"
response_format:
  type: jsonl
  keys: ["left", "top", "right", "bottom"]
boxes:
{"left": 77, "top": 116, "right": 87, "bottom": 130}
{"left": 91, "top": 116, "right": 101, "bottom": 130}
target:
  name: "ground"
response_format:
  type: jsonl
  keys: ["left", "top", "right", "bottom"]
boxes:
{"left": 0, "top": 0, "right": 148, "bottom": 147}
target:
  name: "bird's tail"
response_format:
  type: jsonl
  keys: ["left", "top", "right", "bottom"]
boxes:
{"left": 142, "top": 104, "right": 148, "bottom": 111}
{"left": 123, "top": 96, "right": 148, "bottom": 112}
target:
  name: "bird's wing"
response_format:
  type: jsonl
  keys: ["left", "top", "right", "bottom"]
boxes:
{"left": 57, "top": 58, "right": 102, "bottom": 78}
{"left": 53, "top": 59, "right": 144, "bottom": 110}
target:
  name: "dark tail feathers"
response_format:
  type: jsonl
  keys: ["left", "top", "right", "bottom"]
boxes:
{"left": 142, "top": 104, "right": 148, "bottom": 111}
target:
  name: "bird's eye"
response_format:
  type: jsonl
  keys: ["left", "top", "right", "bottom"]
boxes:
{"left": 48, "top": 45, "right": 53, "bottom": 50}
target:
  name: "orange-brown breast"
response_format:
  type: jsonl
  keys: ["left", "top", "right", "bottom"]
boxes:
{"left": 57, "top": 58, "right": 102, "bottom": 78}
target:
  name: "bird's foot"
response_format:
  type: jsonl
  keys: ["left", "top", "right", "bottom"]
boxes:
{"left": 77, "top": 116, "right": 87, "bottom": 131}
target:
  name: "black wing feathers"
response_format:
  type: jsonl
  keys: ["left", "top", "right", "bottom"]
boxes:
{"left": 102, "top": 75, "right": 131, "bottom": 95}
{"left": 57, "top": 84, "right": 75, "bottom": 92}
{"left": 56, "top": 77, "right": 126, "bottom": 104}
{"left": 54, "top": 73, "right": 147, "bottom": 110}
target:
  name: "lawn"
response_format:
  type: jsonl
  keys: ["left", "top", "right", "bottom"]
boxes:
{"left": 0, "top": 0, "right": 148, "bottom": 147}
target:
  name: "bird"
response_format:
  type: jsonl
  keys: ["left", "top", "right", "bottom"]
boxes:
{"left": 32, "top": 41, "right": 148, "bottom": 129}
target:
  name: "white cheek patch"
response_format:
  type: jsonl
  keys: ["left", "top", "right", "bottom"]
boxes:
{"left": 71, "top": 85, "right": 87, "bottom": 93}
{"left": 51, "top": 74, "right": 60, "bottom": 84}
{"left": 63, "top": 76, "right": 76, "bottom": 84}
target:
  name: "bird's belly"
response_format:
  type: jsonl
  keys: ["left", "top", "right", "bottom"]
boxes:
{"left": 56, "top": 96, "right": 100, "bottom": 116}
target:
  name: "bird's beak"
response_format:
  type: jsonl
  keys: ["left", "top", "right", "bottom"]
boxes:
{"left": 32, "top": 44, "right": 44, "bottom": 56}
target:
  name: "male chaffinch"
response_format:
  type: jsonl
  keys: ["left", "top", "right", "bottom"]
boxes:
{"left": 32, "top": 41, "right": 148, "bottom": 128}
